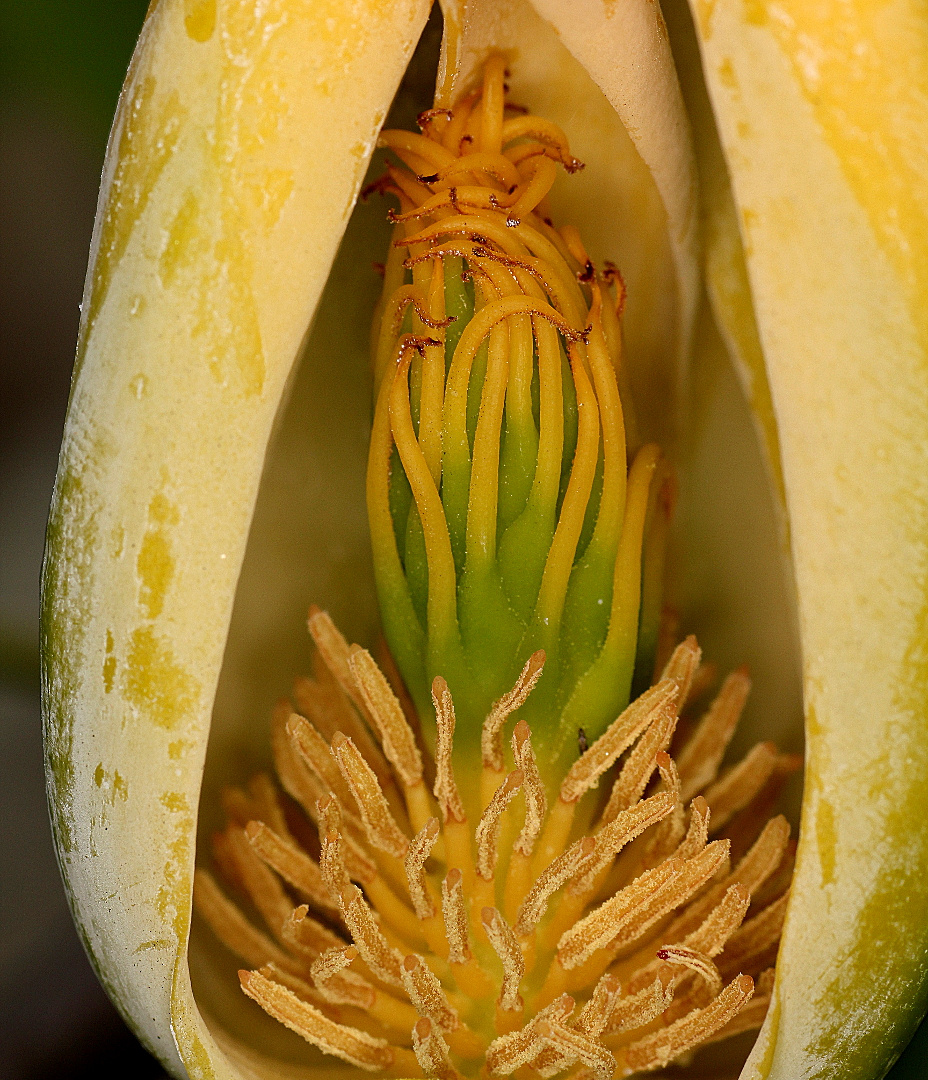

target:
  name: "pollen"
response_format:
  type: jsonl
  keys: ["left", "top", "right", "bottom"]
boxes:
{"left": 194, "top": 57, "right": 799, "bottom": 1079}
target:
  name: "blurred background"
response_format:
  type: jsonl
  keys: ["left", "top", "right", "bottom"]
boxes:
{"left": 0, "top": 2, "right": 924, "bottom": 1078}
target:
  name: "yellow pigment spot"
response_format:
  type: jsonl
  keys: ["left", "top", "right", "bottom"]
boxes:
{"left": 184, "top": 0, "right": 216, "bottom": 42}
{"left": 103, "top": 630, "right": 116, "bottom": 693}
{"left": 168, "top": 739, "right": 190, "bottom": 760}
{"left": 159, "top": 190, "right": 203, "bottom": 288}
{"left": 122, "top": 626, "right": 199, "bottom": 731}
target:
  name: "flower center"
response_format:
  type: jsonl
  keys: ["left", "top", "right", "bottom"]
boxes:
{"left": 193, "top": 57, "right": 800, "bottom": 1080}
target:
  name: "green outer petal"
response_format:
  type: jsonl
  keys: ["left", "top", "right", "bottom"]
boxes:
{"left": 42, "top": 0, "right": 430, "bottom": 1076}
{"left": 688, "top": 2, "right": 928, "bottom": 1077}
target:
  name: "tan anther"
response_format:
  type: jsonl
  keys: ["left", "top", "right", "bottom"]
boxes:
{"left": 570, "top": 790, "right": 676, "bottom": 897}
{"left": 311, "top": 946, "right": 377, "bottom": 1009}
{"left": 719, "top": 889, "right": 790, "bottom": 978}
{"left": 348, "top": 646, "right": 423, "bottom": 786}
{"left": 677, "top": 668, "right": 751, "bottom": 801}
{"left": 618, "top": 974, "right": 754, "bottom": 1074}
{"left": 402, "top": 953, "right": 461, "bottom": 1031}
{"left": 239, "top": 969, "right": 396, "bottom": 1071}
{"left": 703, "top": 741, "right": 779, "bottom": 833}
{"left": 608, "top": 840, "right": 731, "bottom": 954}
{"left": 271, "top": 700, "right": 326, "bottom": 821}
{"left": 224, "top": 825, "right": 293, "bottom": 936}
{"left": 704, "top": 970, "right": 773, "bottom": 1047}
{"left": 560, "top": 680, "right": 677, "bottom": 804}
{"left": 330, "top": 732, "right": 409, "bottom": 859}
{"left": 412, "top": 1017, "right": 463, "bottom": 1080}
{"left": 442, "top": 868, "right": 472, "bottom": 964}
{"left": 605, "top": 972, "right": 675, "bottom": 1035}
{"left": 193, "top": 869, "right": 295, "bottom": 972}
{"left": 675, "top": 796, "right": 711, "bottom": 861}
{"left": 557, "top": 858, "right": 684, "bottom": 970}
{"left": 247, "top": 772, "right": 292, "bottom": 840}
{"left": 476, "top": 770, "right": 524, "bottom": 880}
{"left": 320, "top": 829, "right": 353, "bottom": 904}
{"left": 406, "top": 817, "right": 440, "bottom": 919}
{"left": 432, "top": 676, "right": 466, "bottom": 823}
{"left": 600, "top": 700, "right": 679, "bottom": 822}
{"left": 482, "top": 907, "right": 524, "bottom": 1010}
{"left": 287, "top": 713, "right": 355, "bottom": 808}
{"left": 221, "top": 785, "right": 254, "bottom": 827}
{"left": 245, "top": 820, "right": 338, "bottom": 914}
{"left": 515, "top": 836, "right": 596, "bottom": 936}
{"left": 574, "top": 973, "right": 621, "bottom": 1037}
{"left": 482, "top": 650, "right": 546, "bottom": 770}
{"left": 341, "top": 884, "right": 405, "bottom": 987}
{"left": 257, "top": 963, "right": 330, "bottom": 1011}
{"left": 511, "top": 720, "right": 546, "bottom": 856}
{"left": 486, "top": 996, "right": 575, "bottom": 1076}
{"left": 281, "top": 904, "right": 347, "bottom": 960}
{"left": 307, "top": 607, "right": 367, "bottom": 714}
{"left": 659, "top": 635, "right": 702, "bottom": 703}
{"left": 532, "top": 1020, "right": 615, "bottom": 1080}
{"left": 670, "top": 817, "right": 789, "bottom": 941}
{"left": 317, "top": 794, "right": 377, "bottom": 885}
{"left": 658, "top": 945, "right": 723, "bottom": 996}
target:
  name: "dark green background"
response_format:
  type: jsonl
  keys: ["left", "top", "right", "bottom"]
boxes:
{"left": 0, "top": 2, "right": 922, "bottom": 1077}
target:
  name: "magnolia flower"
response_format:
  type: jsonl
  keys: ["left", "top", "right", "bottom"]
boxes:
{"left": 42, "top": 2, "right": 928, "bottom": 1080}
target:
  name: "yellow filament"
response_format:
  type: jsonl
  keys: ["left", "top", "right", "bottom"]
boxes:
{"left": 507, "top": 154, "right": 559, "bottom": 223}
{"left": 480, "top": 55, "right": 507, "bottom": 155}
{"left": 441, "top": 91, "right": 479, "bottom": 152}
{"left": 583, "top": 284, "right": 627, "bottom": 554}
{"left": 501, "top": 115, "right": 584, "bottom": 172}
{"left": 466, "top": 321, "right": 509, "bottom": 570}
{"left": 433, "top": 152, "right": 521, "bottom": 192}
{"left": 379, "top": 129, "right": 456, "bottom": 172}
{"left": 418, "top": 261, "right": 447, "bottom": 485}
{"left": 533, "top": 347, "right": 601, "bottom": 646}
{"left": 389, "top": 341, "right": 459, "bottom": 648}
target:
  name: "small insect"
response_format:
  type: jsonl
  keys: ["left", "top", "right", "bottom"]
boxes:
{"left": 577, "top": 727, "right": 588, "bottom": 755}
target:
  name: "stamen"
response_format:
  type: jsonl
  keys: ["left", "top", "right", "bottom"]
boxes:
{"left": 703, "top": 741, "right": 779, "bottom": 833}
{"left": 556, "top": 858, "right": 685, "bottom": 971}
{"left": 401, "top": 953, "right": 461, "bottom": 1032}
{"left": 482, "top": 651, "right": 546, "bottom": 771}
{"left": 677, "top": 668, "right": 751, "bottom": 801}
{"left": 192, "top": 869, "right": 295, "bottom": 972}
{"left": 245, "top": 820, "right": 338, "bottom": 914}
{"left": 719, "top": 889, "right": 790, "bottom": 979}
{"left": 224, "top": 825, "right": 294, "bottom": 936}
{"left": 405, "top": 816, "right": 440, "bottom": 919}
{"left": 657, "top": 945, "right": 723, "bottom": 996}
{"left": 573, "top": 973, "right": 622, "bottom": 1037}
{"left": 330, "top": 731, "right": 410, "bottom": 859}
{"left": 599, "top": 697, "right": 679, "bottom": 822}
{"left": 287, "top": 712, "right": 357, "bottom": 810}
{"left": 239, "top": 969, "right": 408, "bottom": 1073}
{"left": 311, "top": 946, "right": 376, "bottom": 1009}
{"left": 511, "top": 719, "right": 547, "bottom": 856}
{"left": 412, "top": 1017, "right": 463, "bottom": 1080}
{"left": 560, "top": 679, "right": 678, "bottom": 804}
{"left": 532, "top": 1020, "right": 615, "bottom": 1080}
{"left": 605, "top": 972, "right": 675, "bottom": 1035}
{"left": 439, "top": 867, "right": 471, "bottom": 964}
{"left": 340, "top": 884, "right": 405, "bottom": 988}
{"left": 658, "top": 635, "right": 702, "bottom": 704}
{"left": 281, "top": 904, "right": 347, "bottom": 960}
{"left": 615, "top": 974, "right": 754, "bottom": 1075}
{"left": 515, "top": 836, "right": 596, "bottom": 937}
{"left": 482, "top": 907, "right": 525, "bottom": 1011}
{"left": 347, "top": 646, "right": 424, "bottom": 787}
{"left": 432, "top": 676, "right": 467, "bottom": 824}
{"left": 486, "top": 996, "right": 576, "bottom": 1076}
{"left": 476, "top": 770, "right": 524, "bottom": 881}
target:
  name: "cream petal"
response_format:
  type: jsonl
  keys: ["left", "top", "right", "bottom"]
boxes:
{"left": 686, "top": 2, "right": 928, "bottom": 1076}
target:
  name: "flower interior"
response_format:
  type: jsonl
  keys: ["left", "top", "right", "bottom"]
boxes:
{"left": 193, "top": 57, "right": 801, "bottom": 1080}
